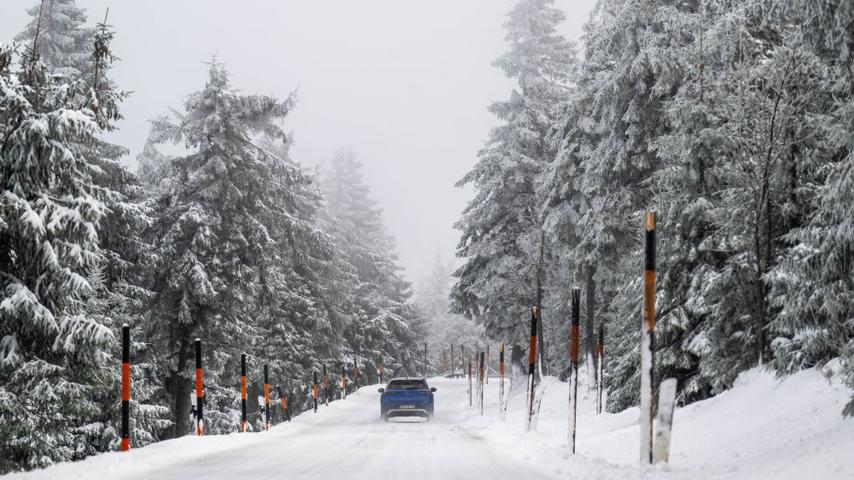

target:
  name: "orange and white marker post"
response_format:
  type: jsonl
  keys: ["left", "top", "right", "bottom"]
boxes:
{"left": 120, "top": 325, "right": 130, "bottom": 451}
{"left": 568, "top": 288, "right": 581, "bottom": 454}
{"left": 640, "top": 211, "right": 656, "bottom": 464}
{"left": 195, "top": 338, "right": 203, "bottom": 436}
{"left": 240, "top": 353, "right": 247, "bottom": 432}
{"left": 263, "top": 364, "right": 270, "bottom": 430}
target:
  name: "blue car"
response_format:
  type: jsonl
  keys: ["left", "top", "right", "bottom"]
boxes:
{"left": 378, "top": 378, "right": 436, "bottom": 421}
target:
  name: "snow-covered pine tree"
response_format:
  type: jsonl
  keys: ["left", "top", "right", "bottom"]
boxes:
{"left": 768, "top": 0, "right": 854, "bottom": 416}
{"left": 415, "top": 252, "right": 485, "bottom": 371}
{"left": 452, "top": 0, "right": 576, "bottom": 372}
{"left": 546, "top": 0, "right": 690, "bottom": 410}
{"left": 14, "top": 0, "right": 94, "bottom": 81}
{"left": 319, "top": 150, "right": 424, "bottom": 378}
{"left": 0, "top": 43, "right": 114, "bottom": 472}
{"left": 140, "top": 60, "right": 337, "bottom": 436}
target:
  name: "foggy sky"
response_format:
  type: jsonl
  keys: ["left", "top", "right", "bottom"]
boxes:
{"left": 0, "top": 0, "right": 596, "bottom": 283}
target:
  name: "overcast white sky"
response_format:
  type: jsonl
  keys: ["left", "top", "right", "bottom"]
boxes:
{"left": 0, "top": 0, "right": 596, "bottom": 283}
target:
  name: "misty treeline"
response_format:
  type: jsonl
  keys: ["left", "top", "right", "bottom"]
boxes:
{"left": 453, "top": 0, "right": 854, "bottom": 416}
{"left": 0, "top": 0, "right": 428, "bottom": 473}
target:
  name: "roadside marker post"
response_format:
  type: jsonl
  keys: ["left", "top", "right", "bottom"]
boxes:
{"left": 379, "top": 360, "right": 384, "bottom": 384}
{"left": 264, "top": 364, "right": 270, "bottom": 431}
{"left": 526, "top": 308, "right": 538, "bottom": 432}
{"left": 468, "top": 355, "right": 472, "bottom": 407}
{"left": 597, "top": 324, "right": 604, "bottom": 414}
{"left": 450, "top": 345, "right": 455, "bottom": 378}
{"left": 568, "top": 288, "right": 581, "bottom": 453}
{"left": 479, "top": 351, "right": 485, "bottom": 416}
{"left": 640, "top": 211, "right": 656, "bottom": 464}
{"left": 240, "top": 354, "right": 247, "bottom": 432}
{"left": 120, "top": 325, "right": 130, "bottom": 451}
{"left": 195, "top": 338, "right": 204, "bottom": 436}
{"left": 498, "top": 342, "right": 505, "bottom": 413}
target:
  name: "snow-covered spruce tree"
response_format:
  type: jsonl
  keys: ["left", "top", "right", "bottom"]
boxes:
{"left": 768, "top": 0, "right": 854, "bottom": 415}
{"left": 546, "top": 0, "right": 690, "bottom": 410}
{"left": 320, "top": 150, "right": 424, "bottom": 379}
{"left": 415, "top": 252, "right": 485, "bottom": 372}
{"left": 140, "top": 60, "right": 335, "bottom": 436}
{"left": 84, "top": 20, "right": 172, "bottom": 450}
{"left": 452, "top": 0, "right": 576, "bottom": 373}
{"left": 14, "top": 0, "right": 94, "bottom": 81}
{"left": 0, "top": 44, "right": 114, "bottom": 472}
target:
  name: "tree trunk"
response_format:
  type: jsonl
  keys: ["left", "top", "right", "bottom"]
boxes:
{"left": 165, "top": 337, "right": 191, "bottom": 439}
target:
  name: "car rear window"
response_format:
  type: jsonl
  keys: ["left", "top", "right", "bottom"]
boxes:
{"left": 387, "top": 380, "right": 427, "bottom": 390}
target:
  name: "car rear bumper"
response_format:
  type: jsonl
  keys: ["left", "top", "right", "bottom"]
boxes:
{"left": 386, "top": 408, "right": 431, "bottom": 418}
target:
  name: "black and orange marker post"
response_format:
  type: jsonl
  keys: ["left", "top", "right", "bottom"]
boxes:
{"left": 322, "top": 365, "right": 330, "bottom": 406}
{"left": 263, "top": 364, "right": 270, "bottom": 431}
{"left": 498, "top": 342, "right": 505, "bottom": 409}
{"left": 467, "top": 354, "right": 472, "bottom": 407}
{"left": 478, "top": 351, "right": 485, "bottom": 416}
{"left": 640, "top": 211, "right": 656, "bottom": 464}
{"left": 526, "top": 307, "right": 538, "bottom": 432}
{"left": 240, "top": 353, "right": 247, "bottom": 432}
{"left": 568, "top": 288, "right": 581, "bottom": 453}
{"left": 597, "top": 323, "right": 604, "bottom": 415}
{"left": 341, "top": 366, "right": 348, "bottom": 399}
{"left": 313, "top": 371, "right": 319, "bottom": 413}
{"left": 120, "top": 324, "right": 130, "bottom": 451}
{"left": 378, "top": 360, "right": 384, "bottom": 384}
{"left": 195, "top": 338, "right": 203, "bottom": 436}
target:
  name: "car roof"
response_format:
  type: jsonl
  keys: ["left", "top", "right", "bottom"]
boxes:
{"left": 387, "top": 377, "right": 427, "bottom": 382}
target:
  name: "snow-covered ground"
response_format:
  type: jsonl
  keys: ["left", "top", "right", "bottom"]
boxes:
{"left": 6, "top": 366, "right": 854, "bottom": 479}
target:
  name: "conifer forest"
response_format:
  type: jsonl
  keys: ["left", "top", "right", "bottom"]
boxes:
{"left": 1, "top": 1, "right": 853, "bottom": 479}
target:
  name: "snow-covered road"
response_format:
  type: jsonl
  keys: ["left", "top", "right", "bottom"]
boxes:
{"left": 126, "top": 378, "right": 555, "bottom": 480}
{"left": 8, "top": 367, "right": 854, "bottom": 480}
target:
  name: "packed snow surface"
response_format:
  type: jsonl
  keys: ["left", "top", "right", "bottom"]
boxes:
{"left": 6, "top": 366, "right": 853, "bottom": 479}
